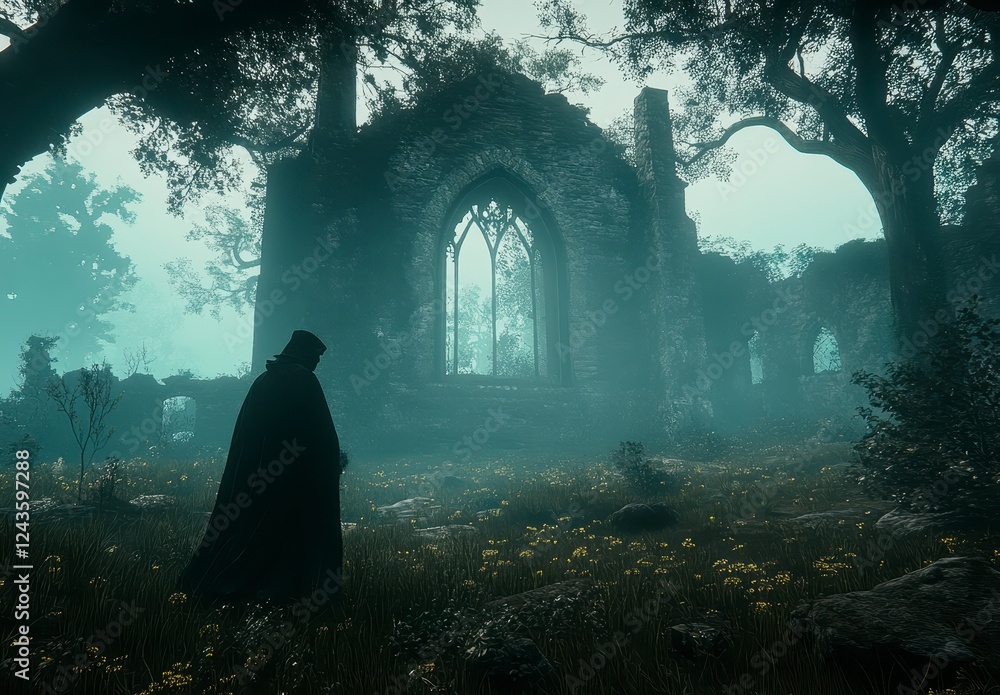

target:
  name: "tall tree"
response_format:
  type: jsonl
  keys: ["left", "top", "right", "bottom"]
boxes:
{"left": 539, "top": 0, "right": 999, "bottom": 337}
{"left": 0, "top": 156, "right": 138, "bottom": 374}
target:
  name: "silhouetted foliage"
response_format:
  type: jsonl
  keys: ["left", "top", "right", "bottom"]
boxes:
{"left": 699, "top": 236, "right": 818, "bottom": 283}
{"left": 163, "top": 205, "right": 262, "bottom": 318}
{"left": 0, "top": 1, "right": 488, "bottom": 207}
{"left": 852, "top": 300, "right": 1000, "bottom": 517}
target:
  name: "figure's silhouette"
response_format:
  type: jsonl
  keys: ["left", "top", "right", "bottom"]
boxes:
{"left": 178, "top": 330, "right": 343, "bottom": 605}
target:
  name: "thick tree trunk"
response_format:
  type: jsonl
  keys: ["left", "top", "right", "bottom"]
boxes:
{"left": 869, "top": 143, "right": 947, "bottom": 348}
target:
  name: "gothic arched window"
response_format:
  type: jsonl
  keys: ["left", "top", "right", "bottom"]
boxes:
{"left": 445, "top": 198, "right": 545, "bottom": 378}
{"left": 441, "top": 176, "right": 569, "bottom": 382}
{"left": 811, "top": 326, "right": 842, "bottom": 374}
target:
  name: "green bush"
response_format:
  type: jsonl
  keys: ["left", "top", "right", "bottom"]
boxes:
{"left": 609, "top": 441, "right": 671, "bottom": 492}
{"left": 851, "top": 300, "right": 1000, "bottom": 517}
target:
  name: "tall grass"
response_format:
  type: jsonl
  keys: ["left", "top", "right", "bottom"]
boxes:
{"left": 0, "top": 444, "right": 996, "bottom": 694}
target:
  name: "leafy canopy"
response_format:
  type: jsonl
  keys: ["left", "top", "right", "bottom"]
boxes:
{"left": 538, "top": 0, "right": 999, "bottom": 222}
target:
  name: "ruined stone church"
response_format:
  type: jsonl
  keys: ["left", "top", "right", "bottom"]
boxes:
{"left": 249, "top": 57, "right": 999, "bottom": 456}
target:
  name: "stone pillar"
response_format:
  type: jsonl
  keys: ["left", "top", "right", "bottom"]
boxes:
{"left": 250, "top": 158, "right": 314, "bottom": 371}
{"left": 310, "top": 30, "right": 359, "bottom": 173}
{"left": 633, "top": 87, "right": 710, "bottom": 434}
{"left": 251, "top": 30, "right": 360, "bottom": 374}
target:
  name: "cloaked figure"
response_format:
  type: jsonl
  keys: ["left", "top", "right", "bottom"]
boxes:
{"left": 178, "top": 330, "right": 343, "bottom": 605}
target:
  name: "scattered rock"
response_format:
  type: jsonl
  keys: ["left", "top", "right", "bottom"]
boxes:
{"left": 376, "top": 497, "right": 441, "bottom": 523}
{"left": 414, "top": 524, "right": 479, "bottom": 541}
{"left": 875, "top": 508, "right": 967, "bottom": 536}
{"left": 463, "top": 626, "right": 555, "bottom": 689}
{"left": 434, "top": 474, "right": 470, "bottom": 492}
{"left": 484, "top": 579, "right": 604, "bottom": 634}
{"left": 669, "top": 623, "right": 727, "bottom": 658}
{"left": 29, "top": 498, "right": 60, "bottom": 513}
{"left": 4, "top": 501, "right": 104, "bottom": 522}
{"left": 0, "top": 498, "right": 52, "bottom": 514}
{"left": 785, "top": 506, "right": 892, "bottom": 528}
{"left": 793, "top": 556, "right": 1000, "bottom": 693}
{"left": 129, "top": 494, "right": 177, "bottom": 511}
{"left": 610, "top": 502, "right": 679, "bottom": 533}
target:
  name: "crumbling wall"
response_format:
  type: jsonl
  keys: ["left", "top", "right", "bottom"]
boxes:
{"left": 699, "top": 239, "right": 894, "bottom": 437}
{"left": 253, "top": 71, "right": 705, "bottom": 457}
{"left": 1, "top": 369, "right": 248, "bottom": 465}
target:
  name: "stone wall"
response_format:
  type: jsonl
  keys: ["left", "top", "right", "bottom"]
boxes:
{"left": 698, "top": 240, "right": 895, "bottom": 437}
{"left": 250, "top": 67, "right": 998, "bottom": 456}
{"left": 252, "top": 71, "right": 704, "bottom": 457}
{"left": 0, "top": 369, "right": 248, "bottom": 465}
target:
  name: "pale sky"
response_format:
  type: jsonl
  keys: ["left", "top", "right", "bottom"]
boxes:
{"left": 0, "top": 0, "right": 879, "bottom": 392}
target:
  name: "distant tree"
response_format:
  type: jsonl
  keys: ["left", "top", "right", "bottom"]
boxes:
{"left": 163, "top": 205, "right": 262, "bottom": 318}
{"left": 446, "top": 284, "right": 493, "bottom": 375}
{"left": 0, "top": 156, "right": 139, "bottom": 372}
{"left": 46, "top": 362, "right": 123, "bottom": 502}
{"left": 16, "top": 335, "right": 58, "bottom": 398}
{"left": 121, "top": 342, "right": 157, "bottom": 378}
{"left": 539, "top": 0, "right": 1000, "bottom": 338}
{"left": 2, "top": 336, "right": 58, "bottom": 459}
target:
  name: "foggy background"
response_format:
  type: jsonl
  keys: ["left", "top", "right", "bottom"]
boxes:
{"left": 0, "top": 0, "right": 879, "bottom": 393}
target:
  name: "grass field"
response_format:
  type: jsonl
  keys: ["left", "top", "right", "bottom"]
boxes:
{"left": 0, "top": 441, "right": 997, "bottom": 694}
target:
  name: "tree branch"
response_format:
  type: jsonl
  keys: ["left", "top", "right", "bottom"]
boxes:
{"left": 762, "top": 56, "right": 870, "bottom": 157}
{"left": 678, "top": 115, "right": 876, "bottom": 185}
{"left": 0, "top": 0, "right": 315, "bottom": 192}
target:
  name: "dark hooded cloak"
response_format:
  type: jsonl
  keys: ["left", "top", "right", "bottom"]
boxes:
{"left": 178, "top": 330, "right": 343, "bottom": 604}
